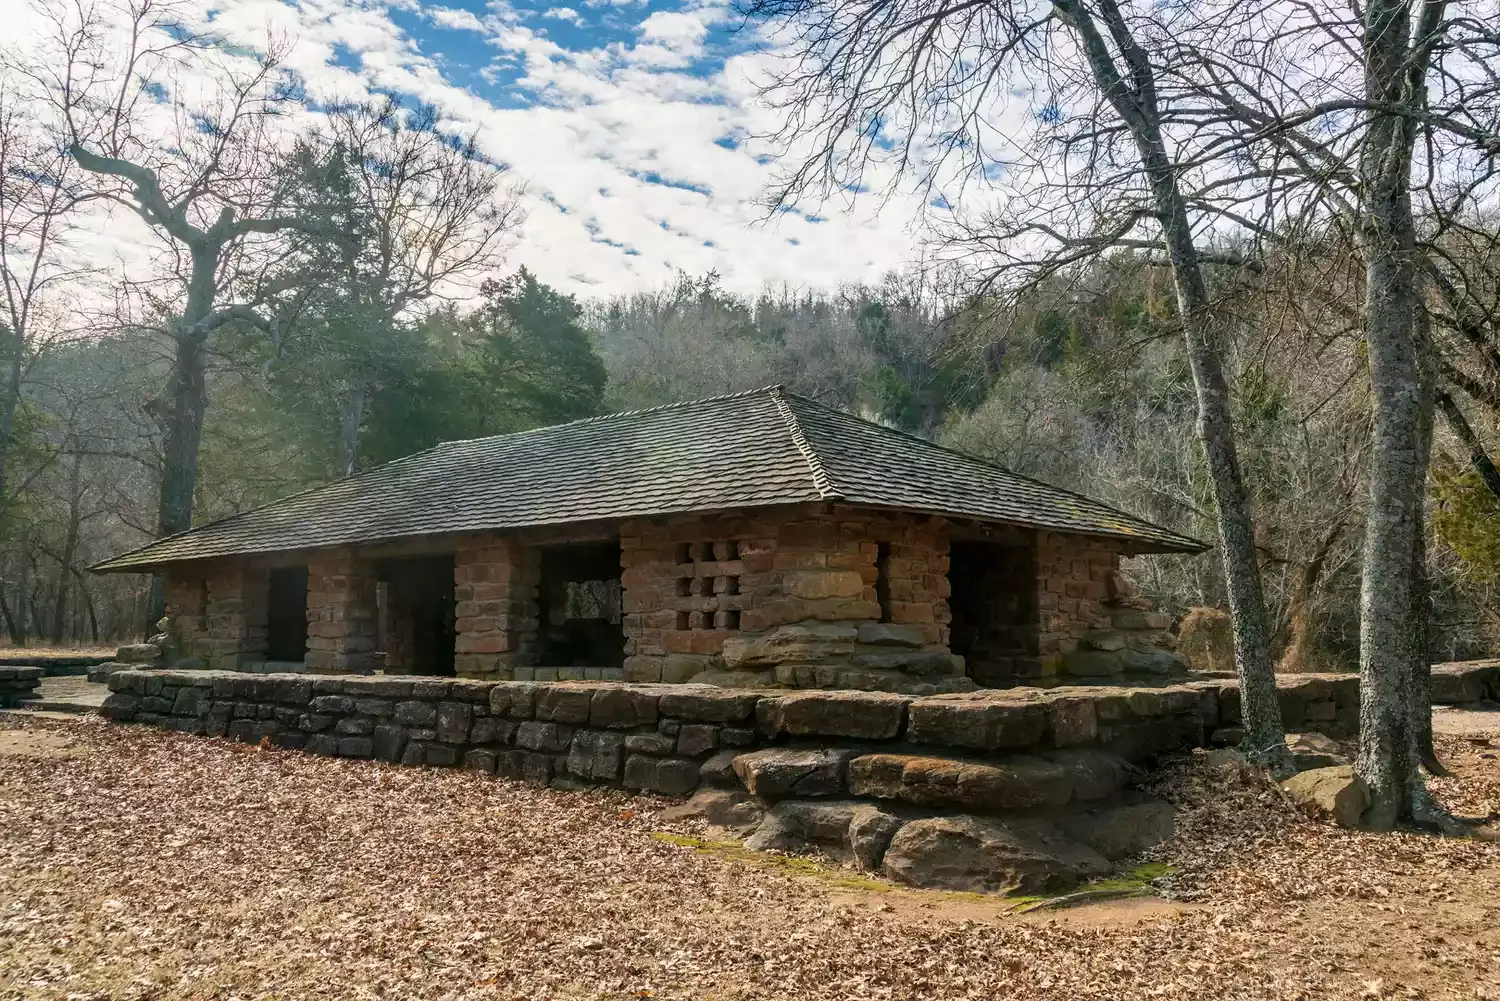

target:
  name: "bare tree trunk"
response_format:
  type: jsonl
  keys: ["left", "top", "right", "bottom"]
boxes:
{"left": 1279, "top": 521, "right": 1345, "bottom": 673}
{"left": 1353, "top": 0, "right": 1454, "bottom": 831}
{"left": 1436, "top": 390, "right": 1500, "bottom": 499}
{"left": 1059, "top": 0, "right": 1291, "bottom": 774}
{"left": 0, "top": 590, "right": 21, "bottom": 646}
{"left": 0, "top": 333, "right": 20, "bottom": 516}
{"left": 336, "top": 376, "right": 369, "bottom": 476}
{"left": 48, "top": 452, "right": 82, "bottom": 644}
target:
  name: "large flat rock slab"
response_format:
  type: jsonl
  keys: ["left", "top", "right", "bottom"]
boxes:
{"left": 847, "top": 749, "right": 1128, "bottom": 813}
{"left": 881, "top": 815, "right": 1112, "bottom": 894}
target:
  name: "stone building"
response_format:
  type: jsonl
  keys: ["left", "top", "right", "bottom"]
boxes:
{"left": 93, "top": 387, "right": 1205, "bottom": 693}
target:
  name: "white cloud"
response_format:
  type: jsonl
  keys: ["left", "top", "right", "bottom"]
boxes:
{"left": 9, "top": 0, "right": 929, "bottom": 301}
{"left": 541, "top": 7, "right": 585, "bottom": 27}
{"left": 426, "top": 6, "right": 487, "bottom": 32}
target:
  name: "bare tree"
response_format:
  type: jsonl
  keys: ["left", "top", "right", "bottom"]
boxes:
{"left": 0, "top": 86, "right": 88, "bottom": 522}
{"left": 15, "top": 0, "right": 302, "bottom": 553}
{"left": 742, "top": 0, "right": 1292, "bottom": 770}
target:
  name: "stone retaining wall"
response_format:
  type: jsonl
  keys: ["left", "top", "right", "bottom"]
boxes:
{"left": 98, "top": 662, "right": 1500, "bottom": 790}
{"left": 0, "top": 666, "right": 42, "bottom": 706}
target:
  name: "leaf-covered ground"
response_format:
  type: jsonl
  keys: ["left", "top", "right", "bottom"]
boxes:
{"left": 2, "top": 714, "right": 1498, "bottom": 1001}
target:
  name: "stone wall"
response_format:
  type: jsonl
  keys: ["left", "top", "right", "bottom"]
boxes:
{"left": 163, "top": 564, "right": 269, "bottom": 670}
{"left": 152, "top": 504, "right": 1188, "bottom": 692}
{"left": 0, "top": 665, "right": 41, "bottom": 706}
{"left": 619, "top": 506, "right": 961, "bottom": 693}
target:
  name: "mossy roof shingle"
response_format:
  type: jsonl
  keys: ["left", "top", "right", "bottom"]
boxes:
{"left": 92, "top": 386, "right": 1206, "bottom": 571}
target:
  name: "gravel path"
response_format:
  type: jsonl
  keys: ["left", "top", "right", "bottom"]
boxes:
{"left": 2, "top": 716, "right": 1498, "bottom": 1000}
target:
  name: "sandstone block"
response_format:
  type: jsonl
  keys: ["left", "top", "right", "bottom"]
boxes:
{"left": 721, "top": 622, "right": 857, "bottom": 668}
{"left": 855, "top": 622, "right": 927, "bottom": 647}
{"left": 755, "top": 690, "right": 908, "bottom": 740}
{"left": 848, "top": 753, "right": 1077, "bottom": 812}
{"left": 273, "top": 678, "right": 313, "bottom": 706}
{"left": 116, "top": 643, "right": 161, "bottom": 664}
{"left": 660, "top": 788, "right": 765, "bottom": 832}
{"left": 907, "top": 696, "right": 1047, "bottom": 751}
{"left": 171, "top": 687, "right": 206, "bottom": 716}
{"left": 782, "top": 569, "right": 865, "bottom": 600}
{"left": 881, "top": 815, "right": 1111, "bottom": 894}
{"left": 625, "top": 732, "right": 677, "bottom": 755}
{"left": 489, "top": 682, "right": 538, "bottom": 720}
{"left": 373, "top": 724, "right": 407, "bottom": 762}
{"left": 437, "top": 702, "right": 474, "bottom": 743}
{"left": 343, "top": 678, "right": 414, "bottom": 697}
{"left": 848, "top": 804, "right": 905, "bottom": 871}
{"left": 464, "top": 749, "right": 498, "bottom": 774}
{"left": 698, "top": 750, "right": 740, "bottom": 788}
{"left": 354, "top": 698, "right": 394, "bottom": 717}
{"left": 623, "top": 755, "right": 700, "bottom": 795}
{"left": 100, "top": 693, "right": 139, "bottom": 720}
{"left": 338, "top": 737, "right": 374, "bottom": 758}
{"left": 516, "top": 721, "right": 573, "bottom": 752}
{"left": 311, "top": 695, "right": 354, "bottom": 713}
{"left": 469, "top": 717, "right": 515, "bottom": 745}
{"left": 1048, "top": 696, "right": 1098, "bottom": 746}
{"left": 1282, "top": 765, "right": 1368, "bottom": 828}
{"left": 589, "top": 687, "right": 660, "bottom": 728}
{"left": 1082, "top": 630, "right": 1126, "bottom": 652}
{"left": 536, "top": 686, "right": 595, "bottom": 724}
{"left": 567, "top": 730, "right": 625, "bottom": 781}
{"left": 732, "top": 748, "right": 858, "bottom": 798}
{"left": 393, "top": 701, "right": 437, "bottom": 726}
{"left": 1287, "top": 732, "right": 1348, "bottom": 771}
{"left": 335, "top": 717, "right": 374, "bottom": 735}
{"left": 676, "top": 724, "right": 718, "bottom": 757}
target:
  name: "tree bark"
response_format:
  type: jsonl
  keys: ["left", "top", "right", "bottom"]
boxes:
{"left": 48, "top": 452, "right": 82, "bottom": 644}
{"left": 1058, "top": 0, "right": 1291, "bottom": 774}
{"left": 0, "top": 590, "right": 21, "bottom": 647}
{"left": 1354, "top": 0, "right": 1452, "bottom": 830}
{"left": 0, "top": 328, "right": 21, "bottom": 518}
{"left": 336, "top": 376, "right": 369, "bottom": 476}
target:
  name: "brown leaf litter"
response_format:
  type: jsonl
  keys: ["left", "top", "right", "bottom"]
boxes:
{"left": 1, "top": 715, "right": 1497, "bottom": 1000}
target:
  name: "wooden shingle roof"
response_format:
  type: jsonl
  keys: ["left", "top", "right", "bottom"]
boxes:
{"left": 92, "top": 387, "right": 1206, "bottom": 571}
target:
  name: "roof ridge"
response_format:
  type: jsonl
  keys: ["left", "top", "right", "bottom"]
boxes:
{"left": 780, "top": 391, "right": 1205, "bottom": 549}
{"left": 435, "top": 385, "right": 787, "bottom": 449}
{"left": 769, "top": 386, "right": 843, "bottom": 500}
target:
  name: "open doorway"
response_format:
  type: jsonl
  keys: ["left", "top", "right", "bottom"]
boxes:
{"left": 377, "top": 555, "right": 456, "bottom": 676}
{"left": 537, "top": 540, "right": 623, "bottom": 668}
{"left": 947, "top": 540, "right": 1038, "bottom": 687}
{"left": 266, "top": 565, "right": 309, "bottom": 662}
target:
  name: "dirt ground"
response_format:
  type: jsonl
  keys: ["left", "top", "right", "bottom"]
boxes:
{"left": 1, "top": 714, "right": 1498, "bottom": 1001}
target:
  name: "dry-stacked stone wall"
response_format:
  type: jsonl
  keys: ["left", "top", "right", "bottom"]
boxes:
{"left": 0, "top": 666, "right": 42, "bottom": 706}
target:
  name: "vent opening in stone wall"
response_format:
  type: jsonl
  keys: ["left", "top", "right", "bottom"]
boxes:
{"left": 265, "top": 566, "right": 309, "bottom": 662}
{"left": 947, "top": 540, "right": 1040, "bottom": 688}
{"left": 538, "top": 540, "right": 624, "bottom": 668}
{"left": 376, "top": 555, "right": 457, "bottom": 676}
{"left": 670, "top": 539, "right": 744, "bottom": 632}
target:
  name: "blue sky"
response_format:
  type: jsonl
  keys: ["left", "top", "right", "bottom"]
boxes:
{"left": 175, "top": 0, "right": 931, "bottom": 296}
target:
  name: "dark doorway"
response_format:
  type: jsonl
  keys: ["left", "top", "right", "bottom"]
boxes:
{"left": 537, "top": 540, "right": 624, "bottom": 667}
{"left": 947, "top": 541, "right": 1039, "bottom": 688}
{"left": 377, "top": 555, "right": 456, "bottom": 676}
{"left": 266, "top": 565, "right": 309, "bottom": 662}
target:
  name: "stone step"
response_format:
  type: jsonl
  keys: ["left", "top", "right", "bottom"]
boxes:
{"left": 18, "top": 695, "right": 105, "bottom": 715}
{"left": 844, "top": 749, "right": 1131, "bottom": 814}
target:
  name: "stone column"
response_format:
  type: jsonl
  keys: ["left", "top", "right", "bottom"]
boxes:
{"left": 201, "top": 565, "right": 268, "bottom": 670}
{"left": 306, "top": 549, "right": 379, "bottom": 674}
{"left": 454, "top": 534, "right": 539, "bottom": 679}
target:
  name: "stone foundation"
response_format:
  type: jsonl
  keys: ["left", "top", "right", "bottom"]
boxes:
{"left": 97, "top": 662, "right": 1500, "bottom": 894}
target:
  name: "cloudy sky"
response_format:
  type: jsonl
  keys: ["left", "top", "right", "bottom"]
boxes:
{"left": 6, "top": 0, "right": 936, "bottom": 297}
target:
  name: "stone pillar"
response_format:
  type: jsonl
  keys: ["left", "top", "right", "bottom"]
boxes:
{"left": 453, "top": 534, "right": 539, "bottom": 679}
{"left": 162, "top": 568, "right": 211, "bottom": 664}
{"left": 200, "top": 565, "right": 268, "bottom": 671}
{"left": 306, "top": 549, "right": 379, "bottom": 674}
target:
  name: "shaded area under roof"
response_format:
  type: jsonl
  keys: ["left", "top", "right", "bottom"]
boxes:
{"left": 92, "top": 387, "right": 1207, "bottom": 572}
